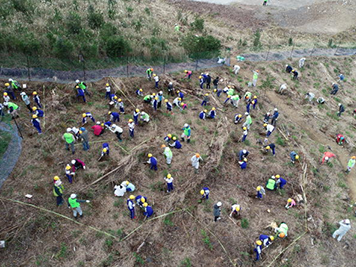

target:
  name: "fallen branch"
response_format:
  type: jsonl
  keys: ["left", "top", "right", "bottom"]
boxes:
{"left": 110, "top": 78, "right": 136, "bottom": 108}
{"left": 277, "top": 128, "right": 289, "bottom": 141}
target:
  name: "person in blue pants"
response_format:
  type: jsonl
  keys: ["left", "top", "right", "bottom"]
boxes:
{"left": 143, "top": 203, "right": 153, "bottom": 219}
{"left": 254, "top": 240, "right": 262, "bottom": 261}
{"left": 276, "top": 175, "right": 287, "bottom": 189}
{"left": 127, "top": 195, "right": 136, "bottom": 219}
{"left": 200, "top": 187, "right": 209, "bottom": 200}
{"left": 147, "top": 154, "right": 157, "bottom": 171}
{"left": 31, "top": 115, "right": 42, "bottom": 134}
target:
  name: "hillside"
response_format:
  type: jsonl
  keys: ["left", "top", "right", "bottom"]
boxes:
{"left": 0, "top": 55, "right": 356, "bottom": 266}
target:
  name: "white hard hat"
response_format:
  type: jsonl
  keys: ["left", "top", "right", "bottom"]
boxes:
{"left": 217, "top": 202, "right": 222, "bottom": 207}
{"left": 112, "top": 124, "right": 116, "bottom": 127}
{"left": 96, "top": 121, "right": 101, "bottom": 125}
{"left": 20, "top": 92, "right": 26, "bottom": 96}
{"left": 245, "top": 112, "right": 249, "bottom": 115}
{"left": 159, "top": 91, "right": 163, "bottom": 94}
{"left": 274, "top": 108, "right": 278, "bottom": 111}
{"left": 285, "top": 65, "right": 288, "bottom": 67}
{"left": 184, "top": 123, "right": 188, "bottom": 127}
{"left": 325, "top": 157, "right": 329, "bottom": 160}
{"left": 9, "top": 78, "right": 13, "bottom": 82}
{"left": 338, "top": 103, "right": 341, "bottom": 106}
{"left": 271, "top": 176, "right": 275, "bottom": 179}
{"left": 75, "top": 79, "right": 80, "bottom": 83}
{"left": 169, "top": 82, "right": 172, "bottom": 85}
{"left": 243, "top": 150, "right": 247, "bottom": 154}
{"left": 70, "top": 194, "right": 77, "bottom": 199}
{"left": 71, "top": 160, "right": 76, "bottom": 164}
{"left": 345, "top": 219, "right": 350, "bottom": 224}
{"left": 66, "top": 128, "right": 72, "bottom": 132}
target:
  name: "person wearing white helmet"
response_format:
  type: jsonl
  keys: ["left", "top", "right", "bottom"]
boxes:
{"left": 20, "top": 92, "right": 32, "bottom": 112}
{"left": 75, "top": 79, "right": 90, "bottom": 96}
{"left": 213, "top": 202, "right": 222, "bottom": 222}
{"left": 299, "top": 58, "right": 306, "bottom": 68}
{"left": 71, "top": 159, "right": 86, "bottom": 172}
{"left": 67, "top": 193, "right": 90, "bottom": 219}
{"left": 181, "top": 123, "right": 191, "bottom": 143}
{"left": 332, "top": 219, "right": 351, "bottom": 241}
{"left": 271, "top": 108, "right": 279, "bottom": 126}
{"left": 62, "top": 129, "right": 76, "bottom": 154}
{"left": 167, "top": 82, "right": 174, "bottom": 96}
{"left": 238, "top": 149, "right": 249, "bottom": 161}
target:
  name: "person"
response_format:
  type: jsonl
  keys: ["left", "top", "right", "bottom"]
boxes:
{"left": 275, "top": 222, "right": 288, "bottom": 237}
{"left": 146, "top": 68, "right": 153, "bottom": 80}
{"left": 76, "top": 86, "right": 86, "bottom": 103}
{"left": 133, "top": 109, "right": 140, "bottom": 125}
{"left": 181, "top": 123, "right": 191, "bottom": 143}
{"left": 259, "top": 235, "right": 274, "bottom": 248}
{"left": 108, "top": 111, "right": 119, "bottom": 122}
{"left": 241, "top": 127, "right": 248, "bottom": 142}
{"left": 266, "top": 176, "right": 277, "bottom": 191}
{"left": 252, "top": 96, "right": 258, "bottom": 109}
{"left": 191, "top": 153, "right": 202, "bottom": 173}
{"left": 200, "top": 187, "right": 210, "bottom": 200}
{"left": 104, "top": 83, "right": 111, "bottom": 99}
{"left": 256, "top": 186, "right": 265, "bottom": 199}
{"left": 140, "top": 111, "right": 150, "bottom": 123}
{"left": 336, "top": 134, "right": 345, "bottom": 145}
{"left": 199, "top": 76, "right": 204, "bottom": 89}
{"left": 71, "top": 159, "right": 86, "bottom": 172}
{"left": 63, "top": 128, "right": 75, "bottom": 154}
{"left": 271, "top": 108, "right": 279, "bottom": 126}
{"left": 78, "top": 127, "right": 90, "bottom": 151}
{"left": 184, "top": 70, "right": 192, "bottom": 79}
{"left": 173, "top": 97, "right": 181, "bottom": 107}
{"left": 264, "top": 143, "right": 276, "bottom": 156}
{"left": 32, "top": 91, "right": 42, "bottom": 108}
{"left": 121, "top": 180, "right": 135, "bottom": 192}
{"left": 345, "top": 156, "right": 356, "bottom": 173}
{"left": 278, "top": 83, "right": 287, "bottom": 94}
{"left": 91, "top": 122, "right": 104, "bottom": 136}
{"left": 330, "top": 83, "right": 339, "bottom": 95}
{"left": 0, "top": 103, "right": 4, "bottom": 120}
{"left": 252, "top": 70, "right": 259, "bottom": 87}
{"left": 76, "top": 79, "right": 90, "bottom": 96}
{"left": 136, "top": 88, "right": 143, "bottom": 97}
{"left": 201, "top": 93, "right": 209, "bottom": 106}
{"left": 332, "top": 219, "right": 351, "bottom": 241}
{"left": 20, "top": 92, "right": 32, "bottom": 112}
{"left": 243, "top": 112, "right": 252, "bottom": 130}
{"left": 169, "top": 137, "right": 182, "bottom": 149}
{"left": 31, "top": 114, "right": 42, "bottom": 134}
{"left": 206, "top": 73, "right": 211, "bottom": 89}
{"left": 292, "top": 69, "right": 299, "bottom": 80}
{"left": 135, "top": 195, "right": 147, "bottom": 208}
{"left": 285, "top": 65, "right": 292, "bottom": 73}
{"left": 143, "top": 203, "right": 154, "bottom": 219}
{"left": 152, "top": 97, "right": 158, "bottom": 111}
{"left": 264, "top": 123, "right": 275, "bottom": 137}
{"left": 285, "top": 198, "right": 296, "bottom": 209}
{"left": 199, "top": 110, "right": 207, "bottom": 120}
{"left": 31, "top": 107, "right": 44, "bottom": 118}
{"left": 67, "top": 194, "right": 90, "bottom": 219}
{"left": 100, "top": 143, "right": 110, "bottom": 158}
{"left": 321, "top": 152, "right": 336, "bottom": 163}
{"left": 82, "top": 112, "right": 95, "bottom": 125}
{"left": 207, "top": 107, "right": 216, "bottom": 119}
{"left": 305, "top": 92, "right": 315, "bottom": 103}
{"left": 276, "top": 175, "right": 287, "bottom": 189}
{"left": 213, "top": 202, "right": 222, "bottom": 222}
{"left": 254, "top": 240, "right": 262, "bottom": 261}
{"left": 167, "top": 82, "right": 174, "bottom": 96}
{"left": 65, "top": 164, "right": 75, "bottom": 183}
{"left": 164, "top": 173, "right": 174, "bottom": 193}
{"left": 290, "top": 151, "right": 299, "bottom": 164}
{"left": 162, "top": 144, "right": 173, "bottom": 165}
{"left": 264, "top": 111, "right": 272, "bottom": 123}
{"left": 317, "top": 97, "right": 325, "bottom": 104}
{"left": 229, "top": 204, "right": 241, "bottom": 217}
{"left": 4, "top": 83, "right": 16, "bottom": 100}
{"left": 147, "top": 153, "right": 157, "bottom": 171}
{"left": 234, "top": 114, "right": 243, "bottom": 124}
{"left": 239, "top": 158, "right": 247, "bottom": 169}
{"left": 3, "top": 92, "right": 10, "bottom": 103}
{"left": 109, "top": 124, "right": 123, "bottom": 142}
{"left": 231, "top": 95, "right": 240, "bottom": 108}
{"left": 3, "top": 102, "right": 19, "bottom": 117}
{"left": 246, "top": 101, "right": 251, "bottom": 114}
{"left": 299, "top": 58, "right": 306, "bottom": 68}
{"left": 262, "top": 0, "right": 267, "bottom": 5}
{"left": 213, "top": 77, "right": 219, "bottom": 90}
{"left": 53, "top": 178, "right": 64, "bottom": 207}
{"left": 127, "top": 195, "right": 136, "bottom": 219}
{"left": 118, "top": 99, "right": 125, "bottom": 113}
{"left": 128, "top": 119, "right": 135, "bottom": 138}
{"left": 157, "top": 91, "right": 164, "bottom": 109}
{"left": 238, "top": 149, "right": 249, "bottom": 161}
{"left": 233, "top": 65, "right": 240, "bottom": 75}
{"left": 144, "top": 94, "right": 153, "bottom": 103}
{"left": 153, "top": 74, "right": 159, "bottom": 89}
{"left": 337, "top": 103, "right": 345, "bottom": 117}
{"left": 180, "top": 102, "right": 187, "bottom": 111}
{"left": 224, "top": 95, "right": 232, "bottom": 105}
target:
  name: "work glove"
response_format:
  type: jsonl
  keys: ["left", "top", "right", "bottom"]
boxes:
{"left": 86, "top": 200, "right": 90, "bottom": 203}
{"left": 83, "top": 166, "right": 86, "bottom": 170}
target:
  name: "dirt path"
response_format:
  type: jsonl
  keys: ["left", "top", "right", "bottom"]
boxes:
{"left": 265, "top": 90, "right": 356, "bottom": 201}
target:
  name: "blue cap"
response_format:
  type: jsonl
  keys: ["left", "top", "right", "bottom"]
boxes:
{"left": 80, "top": 127, "right": 85, "bottom": 131}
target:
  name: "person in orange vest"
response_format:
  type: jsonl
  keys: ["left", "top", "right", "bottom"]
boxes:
{"left": 321, "top": 152, "right": 336, "bottom": 163}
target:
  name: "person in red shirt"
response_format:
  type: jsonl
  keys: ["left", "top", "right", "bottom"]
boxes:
{"left": 91, "top": 122, "right": 104, "bottom": 136}
{"left": 336, "top": 134, "right": 345, "bottom": 145}
{"left": 321, "top": 152, "right": 336, "bottom": 163}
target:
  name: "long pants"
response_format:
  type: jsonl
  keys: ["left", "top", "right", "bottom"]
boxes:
{"left": 332, "top": 229, "right": 348, "bottom": 241}
{"left": 254, "top": 249, "right": 261, "bottom": 260}
{"left": 257, "top": 192, "right": 263, "bottom": 199}
{"left": 253, "top": 79, "right": 257, "bottom": 87}
{"left": 155, "top": 82, "right": 158, "bottom": 88}
{"left": 112, "top": 117, "right": 119, "bottom": 122}
{"left": 242, "top": 134, "right": 247, "bottom": 142}
{"left": 134, "top": 116, "right": 138, "bottom": 125}
{"left": 200, "top": 83, "right": 204, "bottom": 89}
{"left": 168, "top": 90, "right": 174, "bottom": 96}
{"left": 166, "top": 156, "right": 172, "bottom": 165}
{"left": 201, "top": 101, "right": 207, "bottom": 106}
{"left": 84, "top": 90, "right": 91, "bottom": 96}
{"left": 253, "top": 103, "right": 257, "bottom": 109}
{"left": 56, "top": 196, "right": 63, "bottom": 206}
{"left": 167, "top": 183, "right": 173, "bottom": 192}
{"left": 150, "top": 164, "right": 157, "bottom": 171}
{"left": 78, "top": 95, "right": 86, "bottom": 102}
{"left": 246, "top": 105, "right": 250, "bottom": 113}
{"left": 157, "top": 101, "right": 161, "bottom": 109}
{"left": 337, "top": 111, "right": 344, "bottom": 117}
{"left": 115, "top": 132, "right": 122, "bottom": 141}
{"left": 129, "top": 128, "right": 134, "bottom": 138}
{"left": 105, "top": 92, "right": 111, "bottom": 99}
{"left": 82, "top": 140, "right": 90, "bottom": 151}
{"left": 26, "top": 104, "right": 32, "bottom": 112}
{"left": 120, "top": 107, "right": 125, "bottom": 113}
{"left": 35, "top": 101, "right": 42, "bottom": 108}
{"left": 7, "top": 91, "right": 16, "bottom": 100}
{"left": 128, "top": 208, "right": 135, "bottom": 219}
{"left": 66, "top": 174, "right": 73, "bottom": 183}
{"left": 271, "top": 118, "right": 277, "bottom": 126}
{"left": 34, "top": 125, "right": 42, "bottom": 134}
{"left": 72, "top": 207, "right": 83, "bottom": 218}
{"left": 266, "top": 131, "right": 272, "bottom": 137}
{"left": 330, "top": 89, "right": 338, "bottom": 95}
{"left": 66, "top": 142, "right": 75, "bottom": 154}
{"left": 206, "top": 83, "right": 210, "bottom": 89}
{"left": 214, "top": 216, "right": 220, "bottom": 222}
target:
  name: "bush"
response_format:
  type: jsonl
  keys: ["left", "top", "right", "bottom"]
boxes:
{"left": 253, "top": 29, "right": 262, "bottom": 49}
{"left": 105, "top": 36, "right": 131, "bottom": 58}
{"left": 87, "top": 5, "right": 104, "bottom": 29}
{"left": 241, "top": 218, "right": 249, "bottom": 228}
{"left": 190, "top": 17, "right": 204, "bottom": 32}
{"left": 53, "top": 37, "right": 74, "bottom": 59}
{"left": 66, "top": 12, "right": 82, "bottom": 34}
{"left": 181, "top": 34, "right": 221, "bottom": 59}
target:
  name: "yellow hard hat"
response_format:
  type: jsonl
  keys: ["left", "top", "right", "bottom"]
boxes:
{"left": 270, "top": 236, "right": 274, "bottom": 241}
{"left": 168, "top": 134, "right": 172, "bottom": 138}
{"left": 266, "top": 146, "right": 270, "bottom": 150}
{"left": 143, "top": 203, "right": 148, "bottom": 207}
{"left": 3, "top": 92, "right": 7, "bottom": 96}
{"left": 253, "top": 96, "right": 257, "bottom": 99}
{"left": 214, "top": 89, "right": 217, "bottom": 92}
{"left": 139, "top": 88, "right": 143, "bottom": 92}
{"left": 33, "top": 91, "right": 37, "bottom": 95}
{"left": 152, "top": 93, "right": 156, "bottom": 96}
{"left": 235, "top": 206, "right": 240, "bottom": 211}
{"left": 200, "top": 190, "right": 205, "bottom": 195}
{"left": 76, "top": 86, "right": 79, "bottom": 89}
{"left": 256, "top": 186, "right": 261, "bottom": 191}
{"left": 212, "top": 107, "right": 216, "bottom": 110}
{"left": 256, "top": 240, "right": 262, "bottom": 246}
{"left": 205, "top": 93, "right": 209, "bottom": 96}
{"left": 106, "top": 83, "right": 109, "bottom": 86}
{"left": 136, "top": 109, "right": 140, "bottom": 112}
{"left": 295, "top": 155, "right": 299, "bottom": 159}
{"left": 164, "top": 99, "right": 168, "bottom": 103}
{"left": 352, "top": 156, "right": 356, "bottom": 159}
{"left": 4, "top": 83, "right": 9, "bottom": 86}
{"left": 243, "top": 127, "right": 247, "bottom": 130}
{"left": 141, "top": 197, "right": 146, "bottom": 203}
{"left": 148, "top": 153, "right": 152, "bottom": 158}
{"left": 32, "top": 107, "right": 37, "bottom": 111}
{"left": 228, "top": 85, "right": 231, "bottom": 88}
{"left": 118, "top": 98, "right": 122, "bottom": 102}
{"left": 195, "top": 153, "right": 200, "bottom": 158}
{"left": 184, "top": 70, "right": 188, "bottom": 73}
{"left": 263, "top": 123, "right": 267, "bottom": 127}
{"left": 114, "top": 96, "right": 118, "bottom": 99}
{"left": 180, "top": 103, "right": 184, "bottom": 106}
{"left": 243, "top": 158, "right": 247, "bottom": 162}
{"left": 173, "top": 137, "right": 177, "bottom": 140}
{"left": 54, "top": 176, "right": 60, "bottom": 180}
{"left": 79, "top": 130, "right": 82, "bottom": 134}
{"left": 66, "top": 165, "right": 71, "bottom": 170}
{"left": 32, "top": 115, "right": 37, "bottom": 119}
{"left": 155, "top": 97, "right": 158, "bottom": 100}
{"left": 178, "top": 97, "right": 181, "bottom": 101}
{"left": 227, "top": 95, "right": 231, "bottom": 98}
{"left": 101, "top": 123, "right": 104, "bottom": 127}
{"left": 108, "top": 111, "right": 112, "bottom": 114}
{"left": 199, "top": 76, "right": 202, "bottom": 79}
{"left": 203, "top": 110, "right": 207, "bottom": 113}
{"left": 128, "top": 119, "right": 133, "bottom": 122}
{"left": 153, "top": 74, "right": 156, "bottom": 77}
{"left": 167, "top": 174, "right": 172, "bottom": 178}
{"left": 287, "top": 198, "right": 292, "bottom": 203}
{"left": 238, "top": 114, "right": 242, "bottom": 118}
{"left": 129, "top": 195, "right": 135, "bottom": 200}
{"left": 275, "top": 175, "right": 280, "bottom": 178}
{"left": 103, "top": 148, "right": 108, "bottom": 152}
{"left": 177, "top": 90, "right": 180, "bottom": 93}
{"left": 82, "top": 113, "right": 86, "bottom": 117}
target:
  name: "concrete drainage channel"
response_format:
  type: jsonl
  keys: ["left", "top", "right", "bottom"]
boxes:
{"left": 0, "top": 122, "right": 22, "bottom": 189}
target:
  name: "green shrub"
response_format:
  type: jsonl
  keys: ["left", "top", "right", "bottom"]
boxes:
{"left": 190, "top": 17, "right": 204, "bottom": 32}
{"left": 181, "top": 34, "right": 221, "bottom": 59}
{"left": 53, "top": 37, "right": 74, "bottom": 59}
{"left": 253, "top": 29, "right": 262, "bottom": 49}
{"left": 105, "top": 36, "right": 132, "bottom": 57}
{"left": 66, "top": 12, "right": 82, "bottom": 34}
{"left": 241, "top": 218, "right": 249, "bottom": 228}
{"left": 87, "top": 6, "right": 104, "bottom": 29}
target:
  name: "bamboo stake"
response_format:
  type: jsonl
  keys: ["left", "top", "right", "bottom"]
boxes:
{"left": 110, "top": 78, "right": 136, "bottom": 108}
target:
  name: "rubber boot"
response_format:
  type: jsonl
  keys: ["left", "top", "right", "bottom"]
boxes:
{"left": 181, "top": 137, "right": 185, "bottom": 142}
{"left": 187, "top": 139, "right": 190, "bottom": 143}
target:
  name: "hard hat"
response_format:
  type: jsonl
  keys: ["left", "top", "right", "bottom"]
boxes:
{"left": 235, "top": 206, "right": 240, "bottom": 211}
{"left": 274, "top": 108, "right": 278, "bottom": 111}
{"left": 161, "top": 144, "right": 166, "bottom": 148}
{"left": 66, "top": 165, "right": 71, "bottom": 170}
{"left": 266, "top": 146, "right": 270, "bottom": 150}
{"left": 101, "top": 123, "right": 104, "bottom": 127}
{"left": 325, "top": 157, "right": 329, "bottom": 160}
{"left": 71, "top": 160, "right": 76, "bottom": 164}
{"left": 285, "top": 64, "right": 288, "bottom": 67}
{"left": 20, "top": 92, "right": 26, "bottom": 96}
{"left": 195, "top": 153, "right": 200, "bottom": 158}
{"left": 256, "top": 70, "right": 259, "bottom": 73}
{"left": 212, "top": 107, "right": 216, "bottom": 110}
{"left": 54, "top": 176, "right": 60, "bottom": 180}
{"left": 172, "top": 137, "right": 177, "bottom": 140}
{"left": 271, "top": 176, "right": 275, "bottom": 179}
{"left": 150, "top": 68, "right": 153, "bottom": 71}
{"left": 153, "top": 74, "right": 156, "bottom": 77}
{"left": 114, "top": 96, "right": 118, "bottom": 99}
{"left": 270, "top": 236, "right": 274, "bottom": 241}
{"left": 169, "top": 82, "right": 172, "bottom": 85}
{"left": 279, "top": 233, "right": 285, "bottom": 238}
{"left": 243, "top": 158, "right": 247, "bottom": 162}
{"left": 152, "top": 93, "right": 156, "bottom": 96}
{"left": 128, "top": 119, "right": 133, "bottom": 122}
{"left": 256, "top": 240, "right": 262, "bottom": 246}
{"left": 345, "top": 219, "right": 350, "bottom": 224}
{"left": 80, "top": 127, "right": 85, "bottom": 131}
{"left": 155, "top": 97, "right": 158, "bottom": 100}
{"left": 141, "top": 197, "right": 146, "bottom": 203}
{"left": 178, "top": 97, "right": 181, "bottom": 101}
{"left": 70, "top": 194, "right": 77, "bottom": 199}
{"left": 203, "top": 110, "right": 207, "bottom": 113}
{"left": 66, "top": 128, "right": 72, "bottom": 132}
{"left": 108, "top": 111, "right": 112, "bottom": 115}
{"left": 184, "top": 70, "right": 187, "bottom": 73}
{"left": 82, "top": 113, "right": 86, "bottom": 117}
{"left": 118, "top": 98, "right": 122, "bottom": 102}
{"left": 263, "top": 123, "right": 267, "bottom": 127}
{"left": 243, "top": 150, "right": 247, "bottom": 153}
{"left": 32, "top": 114, "right": 37, "bottom": 119}
{"left": 238, "top": 114, "right": 242, "bottom": 118}
{"left": 288, "top": 198, "right": 292, "bottom": 203}
{"left": 199, "top": 76, "right": 202, "bottom": 79}
{"left": 112, "top": 124, "right": 116, "bottom": 128}
{"left": 275, "top": 175, "right": 280, "bottom": 178}
{"left": 96, "top": 121, "right": 101, "bottom": 125}
{"left": 32, "top": 106, "right": 37, "bottom": 111}
{"left": 76, "top": 86, "right": 79, "bottom": 89}
{"left": 143, "top": 203, "right": 148, "bottom": 207}
{"left": 243, "top": 127, "right": 247, "bottom": 130}
{"left": 159, "top": 91, "right": 163, "bottom": 94}
{"left": 33, "top": 91, "right": 37, "bottom": 95}
{"left": 184, "top": 123, "right": 188, "bottom": 127}
{"left": 180, "top": 103, "right": 185, "bottom": 106}
{"left": 167, "top": 134, "right": 172, "bottom": 138}
{"left": 164, "top": 99, "right": 168, "bottom": 103}
{"left": 148, "top": 153, "right": 152, "bottom": 158}
{"left": 338, "top": 103, "right": 341, "bottom": 106}
{"left": 295, "top": 155, "right": 299, "bottom": 159}
{"left": 245, "top": 96, "right": 249, "bottom": 99}
{"left": 217, "top": 202, "right": 222, "bottom": 207}
{"left": 227, "top": 95, "right": 231, "bottom": 98}
{"left": 228, "top": 85, "right": 231, "bottom": 88}
{"left": 129, "top": 195, "right": 135, "bottom": 200}
{"left": 103, "top": 148, "right": 108, "bottom": 152}
{"left": 3, "top": 92, "right": 7, "bottom": 96}
{"left": 125, "top": 181, "right": 129, "bottom": 185}
{"left": 200, "top": 190, "right": 205, "bottom": 195}
{"left": 177, "top": 90, "right": 180, "bottom": 93}
{"left": 214, "top": 89, "right": 217, "bottom": 92}
{"left": 253, "top": 96, "right": 257, "bottom": 99}
{"left": 106, "top": 83, "right": 109, "bottom": 86}
{"left": 245, "top": 112, "right": 249, "bottom": 115}
{"left": 75, "top": 79, "right": 80, "bottom": 83}
{"left": 4, "top": 83, "right": 9, "bottom": 86}
{"left": 352, "top": 156, "right": 356, "bottom": 159}
{"left": 205, "top": 93, "right": 209, "bottom": 96}
{"left": 8, "top": 78, "right": 12, "bottom": 82}
{"left": 167, "top": 174, "right": 171, "bottom": 178}
{"left": 139, "top": 88, "right": 143, "bottom": 92}
{"left": 256, "top": 186, "right": 261, "bottom": 191}
{"left": 136, "top": 109, "right": 140, "bottom": 112}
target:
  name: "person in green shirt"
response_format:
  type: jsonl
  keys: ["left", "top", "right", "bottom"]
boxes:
{"left": 146, "top": 68, "right": 153, "bottom": 81}
{"left": 3, "top": 102, "right": 19, "bottom": 117}
{"left": 75, "top": 79, "right": 91, "bottom": 96}
{"left": 53, "top": 177, "right": 64, "bottom": 206}
{"left": 346, "top": 156, "right": 356, "bottom": 173}
{"left": 266, "top": 176, "right": 276, "bottom": 191}
{"left": 68, "top": 194, "right": 90, "bottom": 219}
{"left": 62, "top": 128, "right": 75, "bottom": 154}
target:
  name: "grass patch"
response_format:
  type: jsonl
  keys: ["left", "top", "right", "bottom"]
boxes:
{"left": 241, "top": 218, "right": 249, "bottom": 228}
{"left": 201, "top": 229, "right": 213, "bottom": 250}
{"left": 0, "top": 130, "right": 12, "bottom": 158}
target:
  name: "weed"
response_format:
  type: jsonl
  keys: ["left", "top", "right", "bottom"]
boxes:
{"left": 56, "top": 243, "right": 68, "bottom": 259}
{"left": 180, "top": 257, "right": 192, "bottom": 267}
{"left": 164, "top": 214, "right": 174, "bottom": 226}
{"left": 253, "top": 29, "right": 262, "bottom": 50}
{"left": 338, "top": 180, "right": 348, "bottom": 189}
{"left": 241, "top": 218, "right": 249, "bottom": 228}
{"left": 276, "top": 136, "right": 286, "bottom": 146}
{"left": 133, "top": 252, "right": 145, "bottom": 264}
{"left": 105, "top": 238, "right": 114, "bottom": 248}
{"left": 113, "top": 198, "right": 124, "bottom": 207}
{"left": 201, "top": 229, "right": 213, "bottom": 250}
{"left": 318, "top": 145, "right": 326, "bottom": 153}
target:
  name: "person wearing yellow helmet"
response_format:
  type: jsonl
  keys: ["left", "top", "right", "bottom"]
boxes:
{"left": 169, "top": 136, "right": 182, "bottom": 149}
{"left": 146, "top": 153, "right": 157, "bottom": 171}
{"left": 191, "top": 153, "right": 202, "bottom": 173}
{"left": 3, "top": 92, "right": 10, "bottom": 103}
{"left": 201, "top": 93, "right": 209, "bottom": 106}
{"left": 135, "top": 195, "right": 147, "bottom": 208}
{"left": 180, "top": 102, "right": 187, "bottom": 111}
{"left": 136, "top": 88, "right": 144, "bottom": 96}
{"left": 264, "top": 143, "right": 276, "bottom": 156}
{"left": 199, "top": 109, "right": 207, "bottom": 120}
{"left": 254, "top": 240, "right": 262, "bottom": 261}
{"left": 346, "top": 156, "right": 356, "bottom": 173}
{"left": 259, "top": 235, "right": 274, "bottom": 248}
{"left": 4, "top": 82, "right": 16, "bottom": 100}
{"left": 65, "top": 164, "right": 75, "bottom": 183}
{"left": 127, "top": 195, "right": 136, "bottom": 219}
{"left": 143, "top": 202, "right": 154, "bottom": 218}
{"left": 200, "top": 187, "right": 210, "bottom": 200}
{"left": 99, "top": 143, "right": 110, "bottom": 160}
{"left": 164, "top": 173, "right": 174, "bottom": 193}
{"left": 252, "top": 95, "right": 258, "bottom": 109}
{"left": 132, "top": 108, "right": 139, "bottom": 125}
{"left": 162, "top": 144, "right": 173, "bottom": 165}
{"left": 184, "top": 70, "right": 192, "bottom": 79}
{"left": 153, "top": 73, "right": 159, "bottom": 89}
{"left": 265, "top": 123, "right": 275, "bottom": 138}
{"left": 164, "top": 134, "right": 172, "bottom": 143}
{"left": 105, "top": 83, "right": 111, "bottom": 99}
{"left": 207, "top": 107, "right": 216, "bottom": 119}
{"left": 256, "top": 185, "right": 265, "bottom": 199}
{"left": 146, "top": 68, "right": 153, "bottom": 80}
{"left": 53, "top": 178, "right": 64, "bottom": 207}
{"left": 238, "top": 157, "right": 248, "bottom": 170}
{"left": 165, "top": 98, "right": 173, "bottom": 114}
{"left": 238, "top": 149, "right": 249, "bottom": 161}
{"left": 285, "top": 198, "right": 296, "bottom": 209}
{"left": 82, "top": 112, "right": 96, "bottom": 125}
{"left": 234, "top": 113, "right": 243, "bottom": 124}
{"left": 128, "top": 118, "right": 135, "bottom": 138}
{"left": 241, "top": 126, "right": 248, "bottom": 142}
{"left": 152, "top": 96, "right": 158, "bottom": 111}
{"left": 199, "top": 75, "right": 205, "bottom": 89}
{"left": 230, "top": 203, "right": 241, "bottom": 217}
{"left": 276, "top": 175, "right": 287, "bottom": 189}
{"left": 108, "top": 110, "right": 120, "bottom": 122}
{"left": 31, "top": 114, "right": 42, "bottom": 134}
{"left": 173, "top": 96, "right": 181, "bottom": 107}
{"left": 290, "top": 151, "right": 299, "bottom": 164}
